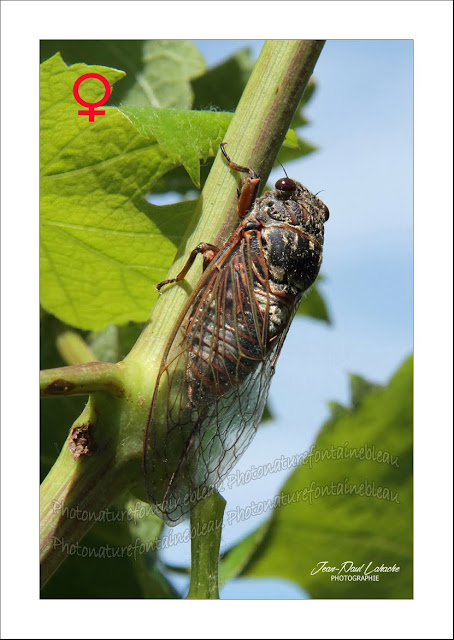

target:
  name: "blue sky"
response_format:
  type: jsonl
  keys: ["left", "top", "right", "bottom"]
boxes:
{"left": 159, "top": 39, "right": 414, "bottom": 598}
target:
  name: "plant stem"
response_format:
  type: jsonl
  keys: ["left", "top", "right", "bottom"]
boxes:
{"left": 40, "top": 436, "right": 136, "bottom": 586}
{"left": 56, "top": 330, "right": 98, "bottom": 365}
{"left": 40, "top": 362, "right": 125, "bottom": 397}
{"left": 186, "top": 491, "right": 226, "bottom": 599}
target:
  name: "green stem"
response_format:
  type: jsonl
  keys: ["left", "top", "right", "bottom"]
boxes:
{"left": 186, "top": 491, "right": 226, "bottom": 599}
{"left": 40, "top": 433, "right": 136, "bottom": 587}
{"left": 40, "top": 362, "right": 147, "bottom": 587}
{"left": 40, "top": 362, "right": 125, "bottom": 397}
{"left": 56, "top": 330, "right": 98, "bottom": 365}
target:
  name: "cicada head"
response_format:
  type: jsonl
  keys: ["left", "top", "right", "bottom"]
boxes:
{"left": 271, "top": 178, "right": 329, "bottom": 248}
{"left": 256, "top": 178, "right": 329, "bottom": 294}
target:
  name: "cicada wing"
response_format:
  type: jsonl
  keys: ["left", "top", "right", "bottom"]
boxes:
{"left": 144, "top": 232, "right": 279, "bottom": 525}
{"left": 143, "top": 336, "right": 189, "bottom": 519}
{"left": 188, "top": 351, "right": 275, "bottom": 488}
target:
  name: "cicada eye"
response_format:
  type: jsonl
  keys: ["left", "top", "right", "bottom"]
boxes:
{"left": 323, "top": 204, "right": 330, "bottom": 222}
{"left": 275, "top": 177, "right": 296, "bottom": 192}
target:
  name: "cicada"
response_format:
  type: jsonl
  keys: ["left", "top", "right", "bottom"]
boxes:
{"left": 144, "top": 143, "right": 329, "bottom": 525}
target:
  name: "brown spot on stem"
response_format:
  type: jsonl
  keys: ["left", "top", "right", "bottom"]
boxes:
{"left": 69, "top": 423, "right": 95, "bottom": 460}
{"left": 45, "top": 379, "right": 75, "bottom": 394}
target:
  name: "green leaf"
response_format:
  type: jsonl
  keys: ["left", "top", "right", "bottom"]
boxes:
{"left": 40, "top": 40, "right": 206, "bottom": 109}
{"left": 296, "top": 280, "right": 331, "bottom": 324}
{"left": 277, "top": 138, "right": 318, "bottom": 166}
{"left": 192, "top": 48, "right": 255, "bottom": 112}
{"left": 238, "top": 356, "right": 413, "bottom": 598}
{"left": 260, "top": 402, "right": 274, "bottom": 424}
{"left": 282, "top": 128, "right": 299, "bottom": 149}
{"left": 151, "top": 161, "right": 213, "bottom": 196}
{"left": 118, "top": 40, "right": 206, "bottom": 109}
{"left": 41, "top": 494, "right": 178, "bottom": 599}
{"left": 40, "top": 524, "right": 146, "bottom": 598}
{"left": 40, "top": 54, "right": 231, "bottom": 330}
{"left": 219, "top": 520, "right": 271, "bottom": 587}
{"left": 349, "top": 373, "right": 382, "bottom": 409}
{"left": 119, "top": 106, "right": 233, "bottom": 187}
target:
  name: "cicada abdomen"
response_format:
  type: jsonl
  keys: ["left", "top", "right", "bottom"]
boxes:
{"left": 144, "top": 144, "right": 329, "bottom": 525}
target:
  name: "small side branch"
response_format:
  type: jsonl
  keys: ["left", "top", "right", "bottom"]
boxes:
{"left": 40, "top": 361, "right": 125, "bottom": 398}
{"left": 55, "top": 330, "right": 98, "bottom": 365}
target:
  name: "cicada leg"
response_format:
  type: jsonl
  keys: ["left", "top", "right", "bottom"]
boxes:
{"left": 156, "top": 242, "right": 220, "bottom": 291}
{"left": 157, "top": 144, "right": 260, "bottom": 291}
{"left": 220, "top": 142, "right": 261, "bottom": 219}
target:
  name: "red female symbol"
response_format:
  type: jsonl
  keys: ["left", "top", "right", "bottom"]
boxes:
{"left": 73, "top": 73, "right": 111, "bottom": 122}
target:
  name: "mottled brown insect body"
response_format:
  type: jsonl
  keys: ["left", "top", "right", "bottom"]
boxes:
{"left": 144, "top": 144, "right": 329, "bottom": 525}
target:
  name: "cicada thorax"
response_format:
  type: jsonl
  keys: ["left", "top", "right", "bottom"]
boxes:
{"left": 144, "top": 145, "right": 329, "bottom": 525}
{"left": 255, "top": 183, "right": 325, "bottom": 297}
